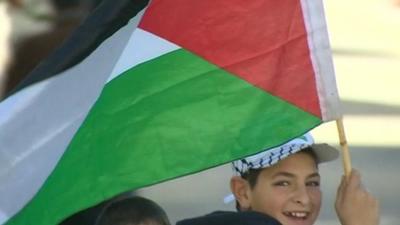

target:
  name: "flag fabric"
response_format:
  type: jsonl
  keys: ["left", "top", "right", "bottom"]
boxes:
{"left": 0, "top": 0, "right": 341, "bottom": 224}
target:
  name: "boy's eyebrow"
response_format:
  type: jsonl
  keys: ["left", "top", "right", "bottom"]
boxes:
{"left": 307, "top": 172, "right": 320, "bottom": 179}
{"left": 271, "top": 172, "right": 295, "bottom": 179}
{"left": 271, "top": 172, "right": 320, "bottom": 179}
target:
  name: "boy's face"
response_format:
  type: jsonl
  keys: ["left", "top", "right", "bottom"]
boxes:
{"left": 245, "top": 152, "right": 321, "bottom": 225}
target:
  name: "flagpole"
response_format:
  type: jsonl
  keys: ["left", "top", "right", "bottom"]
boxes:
{"left": 336, "top": 118, "right": 352, "bottom": 177}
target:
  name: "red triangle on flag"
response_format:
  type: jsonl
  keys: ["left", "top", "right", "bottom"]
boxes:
{"left": 140, "top": 0, "right": 322, "bottom": 118}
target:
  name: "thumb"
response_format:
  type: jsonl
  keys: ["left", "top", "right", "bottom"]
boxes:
{"left": 336, "top": 175, "right": 346, "bottom": 205}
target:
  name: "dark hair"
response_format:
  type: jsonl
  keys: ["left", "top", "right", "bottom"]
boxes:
{"left": 235, "top": 148, "right": 318, "bottom": 211}
{"left": 51, "top": 0, "right": 82, "bottom": 10}
{"left": 96, "top": 196, "right": 171, "bottom": 225}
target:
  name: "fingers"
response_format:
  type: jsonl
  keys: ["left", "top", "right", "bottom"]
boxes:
{"left": 347, "top": 169, "right": 361, "bottom": 190}
{"left": 337, "top": 168, "right": 371, "bottom": 202}
{"left": 336, "top": 169, "right": 363, "bottom": 206}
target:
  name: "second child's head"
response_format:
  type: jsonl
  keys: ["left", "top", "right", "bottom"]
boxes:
{"left": 230, "top": 133, "right": 338, "bottom": 225}
{"left": 96, "top": 196, "right": 170, "bottom": 225}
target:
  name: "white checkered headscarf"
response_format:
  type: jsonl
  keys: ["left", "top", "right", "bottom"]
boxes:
{"left": 232, "top": 133, "right": 315, "bottom": 176}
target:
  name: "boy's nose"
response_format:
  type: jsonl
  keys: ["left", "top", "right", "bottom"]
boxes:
{"left": 292, "top": 186, "right": 311, "bottom": 205}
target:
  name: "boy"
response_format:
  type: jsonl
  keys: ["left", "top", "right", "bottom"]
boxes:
{"left": 177, "top": 133, "right": 379, "bottom": 225}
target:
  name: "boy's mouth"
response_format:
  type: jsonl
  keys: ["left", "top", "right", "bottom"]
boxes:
{"left": 283, "top": 211, "right": 309, "bottom": 220}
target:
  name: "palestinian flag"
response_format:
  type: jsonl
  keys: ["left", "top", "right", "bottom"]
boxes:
{"left": 0, "top": 0, "right": 341, "bottom": 224}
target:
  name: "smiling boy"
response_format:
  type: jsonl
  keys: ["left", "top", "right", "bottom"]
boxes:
{"left": 231, "top": 150, "right": 321, "bottom": 225}
{"left": 177, "top": 133, "right": 379, "bottom": 225}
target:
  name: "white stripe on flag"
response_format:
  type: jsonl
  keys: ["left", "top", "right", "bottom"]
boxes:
{"left": 0, "top": 209, "right": 8, "bottom": 225}
{"left": 0, "top": 15, "right": 141, "bottom": 222}
{"left": 300, "top": 0, "right": 341, "bottom": 121}
{"left": 107, "top": 27, "right": 180, "bottom": 83}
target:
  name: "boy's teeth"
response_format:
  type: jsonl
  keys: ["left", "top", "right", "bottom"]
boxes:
{"left": 290, "top": 212, "right": 306, "bottom": 218}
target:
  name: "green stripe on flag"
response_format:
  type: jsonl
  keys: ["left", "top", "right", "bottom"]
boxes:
{"left": 7, "top": 49, "right": 321, "bottom": 225}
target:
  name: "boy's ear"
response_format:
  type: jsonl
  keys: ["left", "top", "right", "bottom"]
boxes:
{"left": 230, "top": 176, "right": 252, "bottom": 210}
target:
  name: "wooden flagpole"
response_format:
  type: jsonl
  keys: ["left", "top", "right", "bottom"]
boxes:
{"left": 336, "top": 118, "right": 352, "bottom": 177}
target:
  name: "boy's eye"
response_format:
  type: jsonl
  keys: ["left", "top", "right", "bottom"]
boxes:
{"left": 274, "top": 181, "right": 290, "bottom": 186}
{"left": 306, "top": 181, "right": 320, "bottom": 187}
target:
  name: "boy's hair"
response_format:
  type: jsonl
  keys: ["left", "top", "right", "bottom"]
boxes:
{"left": 235, "top": 148, "right": 318, "bottom": 211}
{"left": 96, "top": 196, "right": 171, "bottom": 225}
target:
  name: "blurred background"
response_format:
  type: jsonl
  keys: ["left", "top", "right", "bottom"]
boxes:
{"left": 0, "top": 0, "right": 101, "bottom": 98}
{"left": 0, "top": 0, "right": 399, "bottom": 224}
